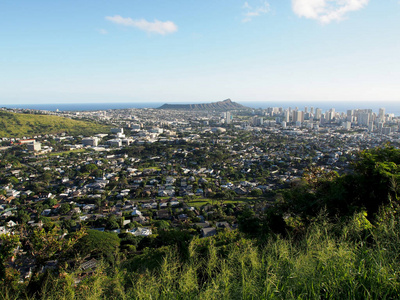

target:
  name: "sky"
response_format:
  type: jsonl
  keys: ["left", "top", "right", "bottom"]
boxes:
{"left": 0, "top": 0, "right": 399, "bottom": 105}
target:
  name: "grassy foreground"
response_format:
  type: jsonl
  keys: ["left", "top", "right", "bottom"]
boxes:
{"left": 2, "top": 207, "right": 400, "bottom": 300}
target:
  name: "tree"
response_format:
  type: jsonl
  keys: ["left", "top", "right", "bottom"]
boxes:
{"left": 62, "top": 219, "right": 77, "bottom": 230}
{"left": 8, "top": 176, "right": 19, "bottom": 185}
{"left": 45, "top": 198, "right": 57, "bottom": 207}
{"left": 0, "top": 234, "right": 20, "bottom": 281}
{"left": 183, "top": 195, "right": 194, "bottom": 203}
{"left": 237, "top": 207, "right": 262, "bottom": 236}
{"left": 74, "top": 230, "right": 120, "bottom": 264}
{"left": 17, "top": 209, "right": 30, "bottom": 225}
{"left": 35, "top": 203, "right": 44, "bottom": 219}
{"left": 81, "top": 163, "right": 98, "bottom": 174}
{"left": 41, "top": 171, "right": 52, "bottom": 184}
{"left": 26, "top": 227, "right": 86, "bottom": 274}
{"left": 59, "top": 203, "right": 71, "bottom": 215}
{"left": 280, "top": 146, "right": 400, "bottom": 223}
{"left": 106, "top": 215, "right": 120, "bottom": 230}
{"left": 250, "top": 189, "right": 263, "bottom": 197}
{"left": 155, "top": 220, "right": 170, "bottom": 231}
{"left": 93, "top": 168, "right": 103, "bottom": 178}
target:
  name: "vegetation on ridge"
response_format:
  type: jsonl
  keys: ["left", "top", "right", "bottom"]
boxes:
{"left": 158, "top": 99, "right": 250, "bottom": 111}
{"left": 0, "top": 111, "right": 110, "bottom": 138}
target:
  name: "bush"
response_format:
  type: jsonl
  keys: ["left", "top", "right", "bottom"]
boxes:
{"left": 74, "top": 230, "right": 120, "bottom": 264}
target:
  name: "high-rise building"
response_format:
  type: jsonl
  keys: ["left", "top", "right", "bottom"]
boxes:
{"left": 346, "top": 110, "right": 354, "bottom": 122}
{"left": 284, "top": 110, "right": 290, "bottom": 123}
{"left": 221, "top": 111, "right": 232, "bottom": 124}
{"left": 358, "top": 113, "right": 370, "bottom": 126}
{"left": 325, "top": 111, "right": 332, "bottom": 121}
{"left": 253, "top": 117, "right": 263, "bottom": 126}
{"left": 378, "top": 122, "right": 384, "bottom": 133}
{"left": 293, "top": 111, "right": 304, "bottom": 123}
{"left": 368, "top": 122, "right": 374, "bottom": 132}
{"left": 382, "top": 127, "right": 391, "bottom": 135}
{"left": 315, "top": 108, "right": 322, "bottom": 120}
{"left": 342, "top": 121, "right": 351, "bottom": 130}
{"left": 226, "top": 111, "right": 231, "bottom": 124}
{"left": 379, "top": 108, "right": 385, "bottom": 119}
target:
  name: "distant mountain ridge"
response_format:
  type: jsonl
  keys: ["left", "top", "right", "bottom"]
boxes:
{"left": 157, "top": 99, "right": 250, "bottom": 111}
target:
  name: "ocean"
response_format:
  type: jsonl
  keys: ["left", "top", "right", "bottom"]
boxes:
{"left": 3, "top": 101, "right": 400, "bottom": 116}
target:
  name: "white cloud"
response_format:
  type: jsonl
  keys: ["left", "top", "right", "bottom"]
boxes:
{"left": 292, "top": 0, "right": 369, "bottom": 24}
{"left": 98, "top": 29, "right": 108, "bottom": 35}
{"left": 242, "top": 1, "right": 270, "bottom": 22}
{"left": 105, "top": 15, "right": 178, "bottom": 35}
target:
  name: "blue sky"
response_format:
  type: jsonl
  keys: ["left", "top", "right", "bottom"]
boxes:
{"left": 1, "top": 0, "right": 399, "bottom": 105}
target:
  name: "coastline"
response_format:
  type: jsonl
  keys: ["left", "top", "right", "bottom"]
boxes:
{"left": 3, "top": 101, "right": 400, "bottom": 116}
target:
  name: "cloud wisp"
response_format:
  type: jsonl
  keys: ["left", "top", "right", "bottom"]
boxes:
{"left": 106, "top": 15, "right": 178, "bottom": 35}
{"left": 292, "top": 0, "right": 369, "bottom": 24}
{"left": 98, "top": 29, "right": 108, "bottom": 35}
{"left": 242, "top": 1, "right": 270, "bottom": 22}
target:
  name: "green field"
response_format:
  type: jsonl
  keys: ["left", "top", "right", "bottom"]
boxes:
{"left": 48, "top": 149, "right": 87, "bottom": 157}
{"left": 0, "top": 111, "right": 111, "bottom": 137}
{"left": 188, "top": 197, "right": 254, "bottom": 208}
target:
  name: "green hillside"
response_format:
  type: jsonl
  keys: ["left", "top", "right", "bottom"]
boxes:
{"left": 0, "top": 111, "right": 111, "bottom": 137}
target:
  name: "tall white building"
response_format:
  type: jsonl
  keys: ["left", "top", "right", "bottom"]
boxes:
{"left": 284, "top": 110, "right": 290, "bottom": 123}
{"left": 346, "top": 110, "right": 354, "bottom": 122}
{"left": 221, "top": 111, "right": 232, "bottom": 124}
{"left": 226, "top": 111, "right": 231, "bottom": 124}
{"left": 315, "top": 108, "right": 322, "bottom": 120}
{"left": 379, "top": 108, "right": 385, "bottom": 119}
{"left": 358, "top": 113, "right": 370, "bottom": 126}
{"left": 293, "top": 111, "right": 304, "bottom": 123}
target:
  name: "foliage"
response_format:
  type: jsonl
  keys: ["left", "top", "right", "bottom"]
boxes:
{"left": 0, "top": 111, "right": 110, "bottom": 137}
{"left": 5, "top": 211, "right": 400, "bottom": 299}
{"left": 74, "top": 230, "right": 120, "bottom": 264}
{"left": 27, "top": 228, "right": 86, "bottom": 272}
{"left": 0, "top": 234, "right": 20, "bottom": 282}
{"left": 279, "top": 146, "right": 400, "bottom": 225}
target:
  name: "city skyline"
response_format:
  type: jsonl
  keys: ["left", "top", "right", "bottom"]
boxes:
{"left": 1, "top": 1, "right": 399, "bottom": 105}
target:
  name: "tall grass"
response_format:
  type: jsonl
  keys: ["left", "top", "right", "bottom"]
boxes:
{"left": 2, "top": 209, "right": 400, "bottom": 299}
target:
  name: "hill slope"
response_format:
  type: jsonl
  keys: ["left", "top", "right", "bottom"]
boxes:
{"left": 158, "top": 99, "right": 250, "bottom": 111}
{"left": 0, "top": 111, "right": 110, "bottom": 138}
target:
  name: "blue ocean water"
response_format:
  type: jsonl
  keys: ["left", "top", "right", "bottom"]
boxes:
{"left": 3, "top": 102, "right": 164, "bottom": 111}
{"left": 3, "top": 101, "right": 400, "bottom": 116}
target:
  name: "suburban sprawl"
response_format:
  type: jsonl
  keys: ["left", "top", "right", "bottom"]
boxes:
{"left": 1, "top": 101, "right": 400, "bottom": 298}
